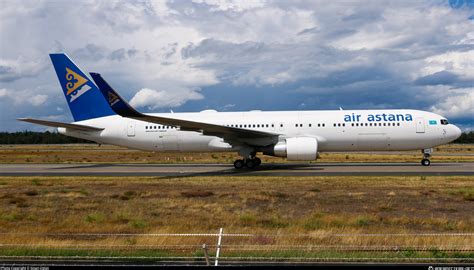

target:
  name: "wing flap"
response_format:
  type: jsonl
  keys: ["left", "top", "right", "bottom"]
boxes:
{"left": 18, "top": 118, "right": 103, "bottom": 132}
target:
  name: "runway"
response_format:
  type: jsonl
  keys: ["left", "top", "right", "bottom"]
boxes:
{"left": 1, "top": 162, "right": 473, "bottom": 176}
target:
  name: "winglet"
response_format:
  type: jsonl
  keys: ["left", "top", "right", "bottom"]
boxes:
{"left": 89, "top": 73, "right": 142, "bottom": 118}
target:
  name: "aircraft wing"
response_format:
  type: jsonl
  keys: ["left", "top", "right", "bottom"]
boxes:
{"left": 90, "top": 73, "right": 279, "bottom": 145}
{"left": 18, "top": 118, "right": 104, "bottom": 132}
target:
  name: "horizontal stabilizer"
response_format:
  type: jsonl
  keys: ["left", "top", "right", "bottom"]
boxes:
{"left": 18, "top": 118, "right": 103, "bottom": 132}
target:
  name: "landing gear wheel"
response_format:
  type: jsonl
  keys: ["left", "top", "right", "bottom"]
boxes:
{"left": 254, "top": 157, "right": 261, "bottom": 166}
{"left": 245, "top": 159, "right": 256, "bottom": 169}
{"left": 234, "top": 159, "right": 245, "bottom": 169}
{"left": 421, "top": 159, "right": 431, "bottom": 166}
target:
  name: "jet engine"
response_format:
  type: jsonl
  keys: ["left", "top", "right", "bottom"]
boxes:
{"left": 263, "top": 137, "right": 318, "bottom": 161}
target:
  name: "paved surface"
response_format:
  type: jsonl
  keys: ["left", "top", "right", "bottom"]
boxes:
{"left": 1, "top": 162, "right": 473, "bottom": 176}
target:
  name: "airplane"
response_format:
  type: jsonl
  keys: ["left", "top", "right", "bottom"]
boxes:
{"left": 19, "top": 53, "right": 462, "bottom": 169}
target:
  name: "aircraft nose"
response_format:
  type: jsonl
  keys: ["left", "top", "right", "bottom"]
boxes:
{"left": 452, "top": 125, "right": 462, "bottom": 140}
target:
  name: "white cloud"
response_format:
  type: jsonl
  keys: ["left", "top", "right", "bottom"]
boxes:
{"left": 0, "top": 57, "right": 46, "bottom": 82}
{"left": 29, "top": 94, "right": 48, "bottom": 106}
{"left": 191, "top": 0, "right": 265, "bottom": 12}
{"left": 0, "top": 88, "right": 7, "bottom": 97}
{"left": 1, "top": 0, "right": 473, "bottom": 130}
{"left": 421, "top": 50, "right": 474, "bottom": 79}
{"left": 129, "top": 88, "right": 203, "bottom": 110}
{"left": 0, "top": 88, "right": 48, "bottom": 106}
{"left": 431, "top": 90, "right": 474, "bottom": 118}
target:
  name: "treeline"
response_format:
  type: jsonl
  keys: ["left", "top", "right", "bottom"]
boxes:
{"left": 0, "top": 131, "right": 473, "bottom": 144}
{"left": 0, "top": 131, "right": 94, "bottom": 144}
{"left": 455, "top": 131, "right": 474, "bottom": 144}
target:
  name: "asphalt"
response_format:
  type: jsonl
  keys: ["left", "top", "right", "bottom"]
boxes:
{"left": 1, "top": 162, "right": 473, "bottom": 177}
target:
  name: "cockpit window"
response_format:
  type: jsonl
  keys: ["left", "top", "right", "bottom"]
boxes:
{"left": 440, "top": 119, "right": 449, "bottom": 125}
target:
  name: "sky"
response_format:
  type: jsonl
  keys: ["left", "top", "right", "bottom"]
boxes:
{"left": 0, "top": 0, "right": 473, "bottom": 132}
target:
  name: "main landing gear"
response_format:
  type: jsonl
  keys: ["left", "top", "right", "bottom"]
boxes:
{"left": 421, "top": 148, "right": 432, "bottom": 166}
{"left": 234, "top": 157, "right": 261, "bottom": 169}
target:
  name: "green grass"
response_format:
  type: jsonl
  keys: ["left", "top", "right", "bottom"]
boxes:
{"left": 448, "top": 187, "right": 474, "bottom": 201}
{"left": 84, "top": 212, "right": 105, "bottom": 223}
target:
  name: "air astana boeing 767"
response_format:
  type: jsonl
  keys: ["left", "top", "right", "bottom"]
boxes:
{"left": 19, "top": 54, "right": 462, "bottom": 169}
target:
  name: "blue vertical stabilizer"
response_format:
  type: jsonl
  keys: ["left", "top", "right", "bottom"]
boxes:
{"left": 50, "top": 53, "right": 115, "bottom": 121}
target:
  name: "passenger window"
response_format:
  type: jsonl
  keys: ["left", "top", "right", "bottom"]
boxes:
{"left": 309, "top": 124, "right": 312, "bottom": 127}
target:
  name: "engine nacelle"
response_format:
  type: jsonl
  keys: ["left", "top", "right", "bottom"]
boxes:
{"left": 266, "top": 137, "right": 318, "bottom": 161}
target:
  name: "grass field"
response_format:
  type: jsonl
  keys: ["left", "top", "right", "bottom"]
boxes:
{"left": 0, "top": 143, "right": 473, "bottom": 164}
{"left": 0, "top": 175, "right": 473, "bottom": 261}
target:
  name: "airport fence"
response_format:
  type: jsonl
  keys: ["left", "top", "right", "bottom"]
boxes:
{"left": 0, "top": 229, "right": 473, "bottom": 265}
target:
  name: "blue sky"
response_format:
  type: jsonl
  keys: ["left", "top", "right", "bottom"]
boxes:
{"left": 0, "top": 0, "right": 473, "bottom": 131}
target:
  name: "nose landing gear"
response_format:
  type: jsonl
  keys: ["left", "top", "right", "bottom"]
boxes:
{"left": 421, "top": 158, "right": 431, "bottom": 166}
{"left": 421, "top": 148, "right": 432, "bottom": 166}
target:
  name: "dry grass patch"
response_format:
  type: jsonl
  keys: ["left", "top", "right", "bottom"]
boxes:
{"left": 0, "top": 175, "right": 472, "bottom": 260}
{"left": 1, "top": 144, "right": 473, "bottom": 164}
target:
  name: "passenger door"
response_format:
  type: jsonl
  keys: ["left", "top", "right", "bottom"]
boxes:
{"left": 415, "top": 117, "right": 425, "bottom": 133}
{"left": 127, "top": 121, "right": 135, "bottom": 137}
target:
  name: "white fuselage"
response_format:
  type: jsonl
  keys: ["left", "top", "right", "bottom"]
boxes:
{"left": 59, "top": 109, "right": 461, "bottom": 155}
